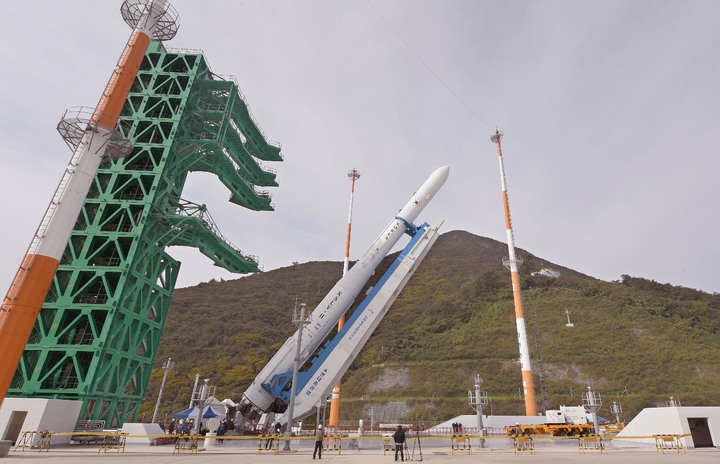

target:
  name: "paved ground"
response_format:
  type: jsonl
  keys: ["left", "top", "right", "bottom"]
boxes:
{"left": 2, "top": 441, "right": 719, "bottom": 464}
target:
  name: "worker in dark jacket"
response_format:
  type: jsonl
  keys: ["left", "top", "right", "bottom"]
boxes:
{"left": 393, "top": 425, "right": 406, "bottom": 462}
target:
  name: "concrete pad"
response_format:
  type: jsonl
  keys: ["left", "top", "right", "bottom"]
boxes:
{"left": 0, "top": 440, "right": 719, "bottom": 463}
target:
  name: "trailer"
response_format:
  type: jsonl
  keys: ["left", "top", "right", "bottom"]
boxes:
{"left": 506, "top": 406, "right": 596, "bottom": 436}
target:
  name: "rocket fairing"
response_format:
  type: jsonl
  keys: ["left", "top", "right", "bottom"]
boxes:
{"left": 239, "top": 165, "right": 449, "bottom": 416}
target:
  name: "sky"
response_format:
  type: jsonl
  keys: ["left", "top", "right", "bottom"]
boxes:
{"left": 0, "top": 0, "right": 718, "bottom": 295}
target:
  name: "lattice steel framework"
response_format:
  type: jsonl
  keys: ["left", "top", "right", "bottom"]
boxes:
{"left": 9, "top": 41, "right": 282, "bottom": 427}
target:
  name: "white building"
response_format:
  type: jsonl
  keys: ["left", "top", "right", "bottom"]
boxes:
{"left": 612, "top": 406, "right": 720, "bottom": 448}
{"left": 0, "top": 398, "right": 83, "bottom": 446}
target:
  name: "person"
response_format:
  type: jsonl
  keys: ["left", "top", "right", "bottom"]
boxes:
{"left": 313, "top": 424, "right": 324, "bottom": 459}
{"left": 266, "top": 422, "right": 281, "bottom": 450}
{"left": 393, "top": 425, "right": 406, "bottom": 462}
{"left": 167, "top": 419, "right": 175, "bottom": 435}
{"left": 218, "top": 420, "right": 226, "bottom": 444}
{"left": 173, "top": 419, "right": 184, "bottom": 443}
{"left": 264, "top": 426, "right": 274, "bottom": 450}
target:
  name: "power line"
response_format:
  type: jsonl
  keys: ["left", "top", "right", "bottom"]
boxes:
{"left": 366, "top": 0, "right": 492, "bottom": 129}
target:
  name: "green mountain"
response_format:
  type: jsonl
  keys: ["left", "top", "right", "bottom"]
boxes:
{"left": 139, "top": 230, "right": 720, "bottom": 426}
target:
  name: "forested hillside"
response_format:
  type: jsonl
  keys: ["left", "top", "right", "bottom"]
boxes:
{"left": 139, "top": 231, "right": 720, "bottom": 425}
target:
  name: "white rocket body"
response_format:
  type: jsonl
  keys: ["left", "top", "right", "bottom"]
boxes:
{"left": 240, "top": 166, "right": 449, "bottom": 416}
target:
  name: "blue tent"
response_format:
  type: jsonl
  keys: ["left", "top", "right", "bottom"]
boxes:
{"left": 173, "top": 405, "right": 225, "bottom": 419}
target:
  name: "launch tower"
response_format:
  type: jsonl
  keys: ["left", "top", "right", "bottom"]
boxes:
{"left": 7, "top": 2, "right": 282, "bottom": 427}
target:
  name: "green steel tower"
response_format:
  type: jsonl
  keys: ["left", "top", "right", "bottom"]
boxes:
{"left": 9, "top": 41, "right": 282, "bottom": 427}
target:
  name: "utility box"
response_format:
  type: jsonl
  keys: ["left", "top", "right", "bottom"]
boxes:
{"left": 545, "top": 410, "right": 565, "bottom": 424}
{"left": 545, "top": 406, "right": 587, "bottom": 425}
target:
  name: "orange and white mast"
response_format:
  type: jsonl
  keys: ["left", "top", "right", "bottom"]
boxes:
{"left": 342, "top": 169, "right": 360, "bottom": 276}
{"left": 329, "top": 168, "right": 360, "bottom": 427}
{"left": 491, "top": 130, "right": 537, "bottom": 416}
{"left": 0, "top": 0, "right": 179, "bottom": 406}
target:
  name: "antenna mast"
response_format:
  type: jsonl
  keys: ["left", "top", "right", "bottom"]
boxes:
{"left": 565, "top": 308, "right": 574, "bottom": 327}
{"left": 329, "top": 168, "right": 360, "bottom": 427}
{"left": 491, "top": 130, "right": 537, "bottom": 416}
{"left": 342, "top": 169, "right": 361, "bottom": 275}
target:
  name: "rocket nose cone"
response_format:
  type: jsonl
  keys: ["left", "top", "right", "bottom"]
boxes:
{"left": 434, "top": 165, "right": 450, "bottom": 183}
{"left": 396, "top": 164, "right": 449, "bottom": 223}
{"left": 427, "top": 165, "right": 449, "bottom": 189}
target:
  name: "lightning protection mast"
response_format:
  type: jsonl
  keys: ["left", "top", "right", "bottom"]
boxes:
{"left": 0, "top": 0, "right": 179, "bottom": 407}
{"left": 329, "top": 168, "right": 360, "bottom": 428}
{"left": 342, "top": 169, "right": 360, "bottom": 276}
{"left": 491, "top": 130, "right": 537, "bottom": 416}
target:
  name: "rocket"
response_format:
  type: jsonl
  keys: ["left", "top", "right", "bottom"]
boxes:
{"left": 0, "top": 0, "right": 178, "bottom": 406}
{"left": 239, "top": 165, "right": 449, "bottom": 418}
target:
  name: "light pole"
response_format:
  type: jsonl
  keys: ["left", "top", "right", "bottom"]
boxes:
{"left": 192, "top": 379, "right": 212, "bottom": 434}
{"left": 283, "top": 303, "right": 309, "bottom": 451}
{"left": 189, "top": 373, "right": 200, "bottom": 408}
{"left": 316, "top": 399, "right": 322, "bottom": 429}
{"left": 151, "top": 358, "right": 173, "bottom": 424}
{"left": 610, "top": 401, "right": 622, "bottom": 424}
{"left": 582, "top": 386, "right": 602, "bottom": 435}
{"left": 468, "top": 374, "right": 488, "bottom": 447}
{"left": 323, "top": 397, "right": 330, "bottom": 428}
